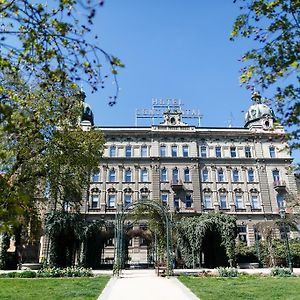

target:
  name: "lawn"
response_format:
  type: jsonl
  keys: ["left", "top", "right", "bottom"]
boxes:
{"left": 0, "top": 276, "right": 110, "bottom": 300}
{"left": 179, "top": 275, "right": 300, "bottom": 300}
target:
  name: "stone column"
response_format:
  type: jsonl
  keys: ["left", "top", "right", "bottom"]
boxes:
{"left": 191, "top": 163, "right": 202, "bottom": 212}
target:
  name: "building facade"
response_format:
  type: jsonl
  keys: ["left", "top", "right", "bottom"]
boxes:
{"left": 75, "top": 99, "right": 299, "bottom": 265}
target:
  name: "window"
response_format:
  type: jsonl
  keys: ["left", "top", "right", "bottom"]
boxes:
{"left": 108, "top": 169, "right": 116, "bottom": 182}
{"left": 245, "top": 146, "right": 252, "bottom": 158}
{"left": 141, "top": 145, "right": 148, "bottom": 157}
{"left": 251, "top": 194, "right": 259, "bottom": 209}
{"left": 92, "top": 169, "right": 100, "bottom": 182}
{"left": 160, "top": 168, "right": 167, "bottom": 182}
{"left": 269, "top": 146, "right": 276, "bottom": 158}
{"left": 202, "top": 168, "right": 209, "bottom": 182}
{"left": 200, "top": 146, "right": 207, "bottom": 158}
{"left": 172, "top": 168, "right": 179, "bottom": 183}
{"left": 248, "top": 169, "right": 255, "bottom": 182}
{"left": 108, "top": 194, "right": 115, "bottom": 208}
{"left": 183, "top": 145, "right": 189, "bottom": 157}
{"left": 106, "top": 238, "right": 114, "bottom": 246}
{"left": 124, "top": 194, "right": 132, "bottom": 206}
{"left": 219, "top": 194, "right": 227, "bottom": 209}
{"left": 277, "top": 193, "right": 284, "bottom": 208}
{"left": 272, "top": 169, "right": 280, "bottom": 182}
{"left": 232, "top": 169, "right": 239, "bottom": 182}
{"left": 140, "top": 169, "right": 148, "bottom": 182}
{"left": 235, "top": 194, "right": 244, "bottom": 209}
{"left": 217, "top": 169, "right": 225, "bottom": 182}
{"left": 171, "top": 145, "right": 178, "bottom": 157}
{"left": 91, "top": 194, "right": 98, "bottom": 208}
{"left": 230, "top": 146, "right": 237, "bottom": 158}
{"left": 125, "top": 145, "right": 132, "bottom": 157}
{"left": 109, "top": 145, "right": 116, "bottom": 157}
{"left": 124, "top": 169, "right": 132, "bottom": 182}
{"left": 203, "top": 194, "right": 212, "bottom": 209}
{"left": 160, "top": 145, "right": 166, "bottom": 157}
{"left": 215, "top": 146, "right": 222, "bottom": 158}
{"left": 185, "top": 195, "right": 192, "bottom": 208}
{"left": 184, "top": 168, "right": 190, "bottom": 182}
{"left": 174, "top": 197, "right": 180, "bottom": 209}
{"left": 237, "top": 225, "right": 247, "bottom": 243}
{"left": 161, "top": 194, "right": 168, "bottom": 206}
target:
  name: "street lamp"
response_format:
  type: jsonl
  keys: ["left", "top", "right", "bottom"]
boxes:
{"left": 279, "top": 208, "right": 293, "bottom": 273}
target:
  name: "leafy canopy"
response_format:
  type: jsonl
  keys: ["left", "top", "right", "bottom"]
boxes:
{"left": 232, "top": 0, "right": 299, "bottom": 147}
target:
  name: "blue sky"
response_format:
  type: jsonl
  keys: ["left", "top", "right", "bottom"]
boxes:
{"left": 83, "top": 1, "right": 299, "bottom": 163}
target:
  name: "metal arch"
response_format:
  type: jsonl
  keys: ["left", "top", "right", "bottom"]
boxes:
{"left": 113, "top": 200, "right": 173, "bottom": 277}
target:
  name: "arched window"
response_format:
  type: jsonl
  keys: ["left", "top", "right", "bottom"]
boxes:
{"left": 272, "top": 169, "right": 280, "bottom": 182}
{"left": 160, "top": 168, "right": 167, "bottom": 182}
{"left": 219, "top": 189, "right": 227, "bottom": 209}
{"left": 202, "top": 168, "right": 209, "bottom": 182}
{"left": 172, "top": 168, "right": 179, "bottom": 183}
{"left": 250, "top": 192, "right": 260, "bottom": 209}
{"left": 108, "top": 169, "right": 116, "bottom": 182}
{"left": 140, "top": 168, "right": 148, "bottom": 182}
{"left": 232, "top": 169, "right": 239, "bottom": 182}
{"left": 124, "top": 169, "right": 132, "bottom": 182}
{"left": 203, "top": 192, "right": 212, "bottom": 209}
{"left": 248, "top": 169, "right": 255, "bottom": 182}
{"left": 269, "top": 146, "right": 276, "bottom": 158}
{"left": 277, "top": 193, "right": 284, "bottom": 208}
{"left": 124, "top": 194, "right": 132, "bottom": 206}
{"left": 217, "top": 168, "right": 225, "bottom": 182}
{"left": 184, "top": 168, "right": 190, "bottom": 182}
{"left": 235, "top": 190, "right": 244, "bottom": 209}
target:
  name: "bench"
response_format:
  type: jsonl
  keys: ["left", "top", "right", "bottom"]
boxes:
{"left": 155, "top": 262, "right": 167, "bottom": 276}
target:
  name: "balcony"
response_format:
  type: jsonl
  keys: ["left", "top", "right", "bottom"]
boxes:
{"left": 273, "top": 180, "right": 286, "bottom": 191}
{"left": 171, "top": 179, "right": 184, "bottom": 191}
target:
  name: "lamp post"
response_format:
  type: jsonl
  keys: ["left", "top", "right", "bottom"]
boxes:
{"left": 279, "top": 208, "right": 293, "bottom": 273}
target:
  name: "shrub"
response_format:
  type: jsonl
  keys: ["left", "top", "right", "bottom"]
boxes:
{"left": 217, "top": 267, "right": 238, "bottom": 277}
{"left": 235, "top": 242, "right": 258, "bottom": 263}
{"left": 17, "top": 271, "right": 37, "bottom": 278}
{"left": 37, "top": 266, "right": 94, "bottom": 278}
{"left": 271, "top": 267, "right": 292, "bottom": 277}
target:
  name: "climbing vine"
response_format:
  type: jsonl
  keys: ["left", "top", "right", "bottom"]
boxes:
{"left": 177, "top": 213, "right": 237, "bottom": 267}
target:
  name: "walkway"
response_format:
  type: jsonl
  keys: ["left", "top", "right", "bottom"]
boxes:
{"left": 97, "top": 269, "right": 199, "bottom": 300}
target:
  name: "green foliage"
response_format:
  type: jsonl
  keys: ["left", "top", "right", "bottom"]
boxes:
{"left": 177, "top": 213, "right": 237, "bottom": 267}
{"left": 0, "top": 233, "right": 10, "bottom": 269}
{"left": 217, "top": 267, "right": 238, "bottom": 277}
{"left": 37, "top": 266, "right": 93, "bottom": 278}
{"left": 232, "top": 0, "right": 300, "bottom": 147}
{"left": 271, "top": 266, "right": 292, "bottom": 277}
{"left": 235, "top": 242, "right": 258, "bottom": 263}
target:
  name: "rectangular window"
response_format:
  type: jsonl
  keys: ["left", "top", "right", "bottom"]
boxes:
{"left": 248, "top": 169, "right": 255, "bottom": 182}
{"left": 91, "top": 195, "right": 98, "bottom": 208}
{"left": 230, "top": 147, "right": 237, "bottom": 158}
{"left": 232, "top": 169, "right": 239, "bottom": 182}
{"left": 172, "top": 169, "right": 179, "bottom": 183}
{"left": 215, "top": 146, "right": 222, "bottom": 158}
{"left": 124, "top": 194, "right": 132, "bottom": 206}
{"left": 108, "top": 195, "right": 115, "bottom": 208}
{"left": 277, "top": 193, "right": 284, "bottom": 208}
{"left": 171, "top": 145, "right": 178, "bottom": 157}
{"left": 161, "top": 194, "right": 168, "bottom": 206}
{"left": 217, "top": 169, "right": 225, "bottom": 182}
{"left": 185, "top": 195, "right": 192, "bottom": 208}
{"left": 251, "top": 194, "right": 259, "bottom": 209}
{"left": 109, "top": 146, "right": 116, "bottom": 157}
{"left": 160, "top": 145, "right": 166, "bottom": 157}
{"left": 183, "top": 145, "right": 189, "bottom": 157}
{"left": 219, "top": 194, "right": 227, "bottom": 209}
{"left": 245, "top": 146, "right": 252, "bottom": 158}
{"left": 269, "top": 146, "right": 276, "bottom": 158}
{"left": 125, "top": 145, "right": 132, "bottom": 157}
{"left": 203, "top": 194, "right": 212, "bottom": 209}
{"left": 200, "top": 146, "right": 207, "bottom": 158}
{"left": 109, "top": 170, "right": 116, "bottom": 182}
{"left": 202, "top": 169, "right": 209, "bottom": 182}
{"left": 174, "top": 197, "right": 180, "bottom": 209}
{"left": 272, "top": 170, "right": 280, "bottom": 182}
{"left": 235, "top": 194, "right": 244, "bottom": 209}
{"left": 140, "top": 169, "right": 148, "bottom": 182}
{"left": 124, "top": 170, "right": 132, "bottom": 182}
{"left": 160, "top": 169, "right": 167, "bottom": 182}
{"left": 237, "top": 225, "right": 247, "bottom": 243}
{"left": 141, "top": 145, "right": 148, "bottom": 157}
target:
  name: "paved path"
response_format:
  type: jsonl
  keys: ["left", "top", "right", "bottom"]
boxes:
{"left": 97, "top": 269, "right": 199, "bottom": 300}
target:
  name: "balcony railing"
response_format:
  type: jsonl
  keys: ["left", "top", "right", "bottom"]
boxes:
{"left": 273, "top": 180, "right": 286, "bottom": 190}
{"left": 171, "top": 179, "right": 184, "bottom": 191}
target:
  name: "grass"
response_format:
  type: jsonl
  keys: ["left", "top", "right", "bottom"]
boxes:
{"left": 179, "top": 275, "right": 300, "bottom": 300}
{"left": 0, "top": 276, "right": 110, "bottom": 300}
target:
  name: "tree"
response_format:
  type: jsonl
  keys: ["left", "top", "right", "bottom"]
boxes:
{"left": 231, "top": 0, "right": 299, "bottom": 147}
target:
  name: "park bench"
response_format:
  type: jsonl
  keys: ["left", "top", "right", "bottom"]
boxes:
{"left": 155, "top": 262, "right": 167, "bottom": 276}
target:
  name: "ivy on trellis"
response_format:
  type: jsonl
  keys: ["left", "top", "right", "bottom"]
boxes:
{"left": 176, "top": 213, "right": 237, "bottom": 267}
